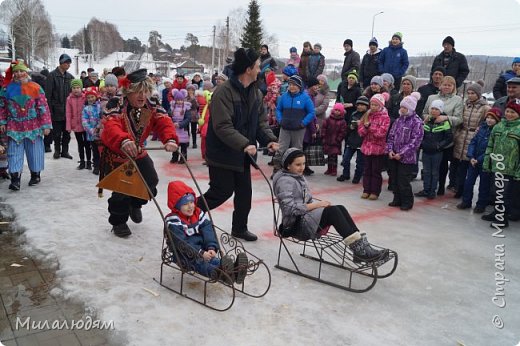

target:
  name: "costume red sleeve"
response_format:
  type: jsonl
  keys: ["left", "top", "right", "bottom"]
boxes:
{"left": 153, "top": 113, "right": 178, "bottom": 144}
{"left": 101, "top": 116, "right": 133, "bottom": 155}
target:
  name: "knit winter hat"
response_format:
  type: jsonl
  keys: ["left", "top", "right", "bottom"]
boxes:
{"left": 370, "top": 75, "right": 383, "bottom": 87}
{"left": 232, "top": 47, "right": 260, "bottom": 75}
{"left": 392, "top": 32, "right": 403, "bottom": 41}
{"left": 466, "top": 82, "right": 482, "bottom": 98}
{"left": 431, "top": 66, "right": 446, "bottom": 75}
{"left": 70, "top": 79, "right": 83, "bottom": 88}
{"left": 307, "top": 77, "right": 320, "bottom": 88}
{"left": 485, "top": 107, "right": 502, "bottom": 123}
{"left": 314, "top": 43, "right": 322, "bottom": 50}
{"left": 282, "top": 65, "right": 297, "bottom": 77}
{"left": 347, "top": 72, "right": 358, "bottom": 82}
{"left": 317, "top": 74, "right": 328, "bottom": 84}
{"left": 512, "top": 57, "right": 520, "bottom": 65}
{"left": 332, "top": 103, "right": 345, "bottom": 116}
{"left": 442, "top": 36, "right": 455, "bottom": 47}
{"left": 400, "top": 92, "right": 421, "bottom": 114}
{"left": 175, "top": 193, "right": 196, "bottom": 210}
{"left": 288, "top": 75, "right": 303, "bottom": 89}
{"left": 202, "top": 81, "right": 213, "bottom": 91}
{"left": 163, "top": 77, "right": 173, "bottom": 85}
{"left": 381, "top": 73, "right": 394, "bottom": 86}
{"left": 290, "top": 47, "right": 297, "bottom": 53}
{"left": 356, "top": 96, "right": 370, "bottom": 106}
{"left": 186, "top": 83, "right": 197, "bottom": 91}
{"left": 370, "top": 92, "right": 389, "bottom": 108}
{"left": 172, "top": 88, "right": 187, "bottom": 101}
{"left": 217, "top": 73, "right": 228, "bottom": 81}
{"left": 343, "top": 39, "right": 353, "bottom": 47}
{"left": 11, "top": 60, "right": 30, "bottom": 72}
{"left": 104, "top": 73, "right": 118, "bottom": 87}
{"left": 430, "top": 99, "right": 445, "bottom": 113}
{"left": 401, "top": 75, "right": 417, "bottom": 91}
{"left": 282, "top": 148, "right": 305, "bottom": 170}
{"left": 266, "top": 71, "right": 277, "bottom": 86}
{"left": 59, "top": 54, "right": 72, "bottom": 64}
{"left": 369, "top": 37, "right": 378, "bottom": 47}
{"left": 84, "top": 86, "right": 99, "bottom": 98}
{"left": 506, "top": 98, "right": 520, "bottom": 115}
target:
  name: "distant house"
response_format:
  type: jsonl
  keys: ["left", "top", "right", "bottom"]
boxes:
{"left": 176, "top": 59, "right": 204, "bottom": 75}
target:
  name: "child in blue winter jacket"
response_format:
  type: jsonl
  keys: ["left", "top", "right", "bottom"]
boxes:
{"left": 165, "top": 180, "right": 248, "bottom": 284}
{"left": 456, "top": 108, "right": 501, "bottom": 213}
{"left": 273, "top": 75, "right": 315, "bottom": 173}
{"left": 81, "top": 87, "right": 102, "bottom": 175}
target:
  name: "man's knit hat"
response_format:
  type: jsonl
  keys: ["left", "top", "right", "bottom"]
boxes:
{"left": 369, "top": 37, "right": 378, "bottom": 47}
{"left": 442, "top": 36, "right": 455, "bottom": 47}
{"left": 343, "top": 39, "right": 353, "bottom": 47}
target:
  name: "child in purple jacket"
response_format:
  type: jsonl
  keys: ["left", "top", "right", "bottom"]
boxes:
{"left": 386, "top": 92, "right": 424, "bottom": 210}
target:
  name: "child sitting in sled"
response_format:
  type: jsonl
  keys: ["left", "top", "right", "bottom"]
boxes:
{"left": 165, "top": 180, "right": 248, "bottom": 284}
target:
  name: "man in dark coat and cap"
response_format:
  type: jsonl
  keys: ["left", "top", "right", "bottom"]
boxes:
{"left": 430, "top": 36, "right": 469, "bottom": 89}
{"left": 197, "top": 48, "right": 279, "bottom": 241}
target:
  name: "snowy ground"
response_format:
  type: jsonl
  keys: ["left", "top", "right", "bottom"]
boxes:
{"left": 1, "top": 139, "right": 519, "bottom": 346}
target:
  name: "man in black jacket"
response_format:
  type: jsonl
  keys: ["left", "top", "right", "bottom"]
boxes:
{"left": 45, "top": 54, "right": 74, "bottom": 159}
{"left": 430, "top": 36, "right": 469, "bottom": 89}
{"left": 340, "top": 39, "right": 360, "bottom": 81}
{"left": 198, "top": 47, "right": 279, "bottom": 241}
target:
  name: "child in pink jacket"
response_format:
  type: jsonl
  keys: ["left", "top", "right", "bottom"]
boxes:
{"left": 358, "top": 92, "right": 390, "bottom": 200}
{"left": 65, "top": 79, "right": 88, "bottom": 169}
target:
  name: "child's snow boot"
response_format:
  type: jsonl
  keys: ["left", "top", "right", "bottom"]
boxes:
{"left": 234, "top": 252, "right": 249, "bottom": 284}
{"left": 219, "top": 255, "right": 235, "bottom": 285}
{"left": 344, "top": 231, "right": 387, "bottom": 263}
{"left": 9, "top": 172, "right": 20, "bottom": 191}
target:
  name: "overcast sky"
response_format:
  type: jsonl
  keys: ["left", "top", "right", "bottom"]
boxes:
{"left": 35, "top": 0, "right": 520, "bottom": 58}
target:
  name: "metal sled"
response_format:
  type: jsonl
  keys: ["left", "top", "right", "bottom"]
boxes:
{"left": 254, "top": 157, "right": 398, "bottom": 293}
{"left": 121, "top": 149, "right": 273, "bottom": 311}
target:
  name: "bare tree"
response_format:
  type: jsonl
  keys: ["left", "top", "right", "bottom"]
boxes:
{"left": 0, "top": 0, "right": 53, "bottom": 64}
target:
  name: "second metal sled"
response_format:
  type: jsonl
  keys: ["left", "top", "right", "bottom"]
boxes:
{"left": 254, "top": 155, "right": 398, "bottom": 293}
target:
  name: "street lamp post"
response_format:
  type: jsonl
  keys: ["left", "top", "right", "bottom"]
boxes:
{"left": 371, "top": 11, "right": 384, "bottom": 38}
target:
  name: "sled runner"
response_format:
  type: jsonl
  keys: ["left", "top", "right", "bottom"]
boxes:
{"left": 101, "top": 148, "right": 271, "bottom": 311}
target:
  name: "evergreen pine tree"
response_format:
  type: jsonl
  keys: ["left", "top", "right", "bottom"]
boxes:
{"left": 240, "top": 0, "right": 263, "bottom": 51}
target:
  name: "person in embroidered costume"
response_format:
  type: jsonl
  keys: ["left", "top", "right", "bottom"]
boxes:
{"left": 100, "top": 68, "right": 178, "bottom": 238}
{"left": 0, "top": 60, "right": 52, "bottom": 191}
